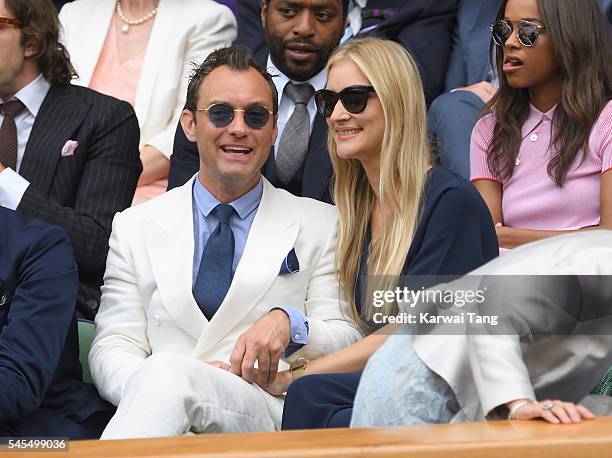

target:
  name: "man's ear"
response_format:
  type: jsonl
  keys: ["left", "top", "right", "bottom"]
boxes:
{"left": 23, "top": 38, "right": 38, "bottom": 60}
{"left": 180, "top": 109, "right": 197, "bottom": 143}
{"left": 261, "top": 0, "right": 268, "bottom": 29}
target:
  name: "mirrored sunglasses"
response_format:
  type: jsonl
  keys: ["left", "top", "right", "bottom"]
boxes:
{"left": 490, "top": 19, "right": 546, "bottom": 47}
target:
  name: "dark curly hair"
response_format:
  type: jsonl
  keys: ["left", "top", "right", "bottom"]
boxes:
{"left": 7, "top": 0, "right": 77, "bottom": 86}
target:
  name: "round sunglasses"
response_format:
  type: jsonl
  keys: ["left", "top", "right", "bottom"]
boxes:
{"left": 314, "top": 85, "right": 376, "bottom": 118}
{"left": 490, "top": 19, "right": 546, "bottom": 47}
{"left": 196, "top": 103, "right": 274, "bottom": 129}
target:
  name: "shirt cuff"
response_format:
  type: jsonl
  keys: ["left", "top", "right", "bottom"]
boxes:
{"left": 0, "top": 168, "right": 30, "bottom": 210}
{"left": 271, "top": 307, "right": 309, "bottom": 356}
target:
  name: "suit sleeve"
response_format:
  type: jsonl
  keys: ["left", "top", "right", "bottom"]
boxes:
{"left": 168, "top": 122, "right": 200, "bottom": 190}
{"left": 406, "top": 186, "right": 498, "bottom": 276}
{"left": 0, "top": 225, "right": 78, "bottom": 419}
{"left": 235, "top": 0, "right": 267, "bottom": 57}
{"left": 285, "top": 208, "right": 363, "bottom": 362}
{"left": 374, "top": 0, "right": 457, "bottom": 101}
{"left": 89, "top": 212, "right": 150, "bottom": 406}
{"left": 17, "top": 98, "right": 142, "bottom": 284}
{"left": 144, "top": 3, "right": 237, "bottom": 158}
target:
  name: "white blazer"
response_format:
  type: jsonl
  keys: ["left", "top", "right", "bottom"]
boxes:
{"left": 59, "top": 0, "right": 237, "bottom": 158}
{"left": 412, "top": 231, "right": 612, "bottom": 421}
{"left": 89, "top": 177, "right": 362, "bottom": 423}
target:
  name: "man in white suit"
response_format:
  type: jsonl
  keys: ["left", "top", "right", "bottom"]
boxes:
{"left": 90, "top": 46, "right": 362, "bottom": 439}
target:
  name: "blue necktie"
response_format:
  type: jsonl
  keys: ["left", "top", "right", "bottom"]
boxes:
{"left": 193, "top": 204, "right": 235, "bottom": 320}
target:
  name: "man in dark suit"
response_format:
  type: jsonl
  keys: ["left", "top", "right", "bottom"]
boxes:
{"left": 0, "top": 206, "right": 113, "bottom": 438}
{"left": 169, "top": 0, "right": 349, "bottom": 203}
{"left": 234, "top": 0, "right": 457, "bottom": 102}
{"left": 0, "top": 0, "right": 141, "bottom": 318}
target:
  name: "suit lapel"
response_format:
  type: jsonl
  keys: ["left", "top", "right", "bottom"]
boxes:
{"left": 20, "top": 85, "right": 89, "bottom": 193}
{"left": 144, "top": 179, "right": 208, "bottom": 341}
{"left": 194, "top": 179, "right": 300, "bottom": 355}
{"left": 134, "top": 0, "right": 175, "bottom": 124}
{"left": 302, "top": 113, "right": 332, "bottom": 201}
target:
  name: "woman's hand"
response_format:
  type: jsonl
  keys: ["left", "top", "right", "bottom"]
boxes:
{"left": 509, "top": 399, "right": 595, "bottom": 424}
{"left": 262, "top": 370, "right": 293, "bottom": 396}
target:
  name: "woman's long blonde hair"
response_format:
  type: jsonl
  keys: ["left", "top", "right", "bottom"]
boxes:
{"left": 329, "top": 37, "right": 431, "bottom": 333}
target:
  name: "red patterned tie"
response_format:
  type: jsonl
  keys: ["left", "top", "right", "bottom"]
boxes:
{"left": 0, "top": 100, "right": 26, "bottom": 171}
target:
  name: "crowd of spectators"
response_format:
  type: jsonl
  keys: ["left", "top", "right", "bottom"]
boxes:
{"left": 0, "top": 0, "right": 611, "bottom": 441}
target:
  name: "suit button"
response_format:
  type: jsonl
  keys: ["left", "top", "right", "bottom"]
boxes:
{"left": 0, "top": 294, "right": 7, "bottom": 306}
{"left": 153, "top": 314, "right": 161, "bottom": 326}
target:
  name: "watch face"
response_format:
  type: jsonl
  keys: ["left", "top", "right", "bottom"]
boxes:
{"left": 291, "top": 358, "right": 307, "bottom": 372}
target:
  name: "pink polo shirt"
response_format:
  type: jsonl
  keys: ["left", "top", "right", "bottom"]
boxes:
{"left": 470, "top": 101, "right": 612, "bottom": 230}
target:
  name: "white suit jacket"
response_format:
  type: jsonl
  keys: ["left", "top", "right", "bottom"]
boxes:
{"left": 413, "top": 231, "right": 612, "bottom": 421}
{"left": 90, "top": 176, "right": 362, "bottom": 421}
{"left": 59, "top": 0, "right": 236, "bottom": 158}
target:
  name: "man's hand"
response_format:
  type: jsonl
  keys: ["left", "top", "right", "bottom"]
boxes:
{"left": 458, "top": 81, "right": 497, "bottom": 104}
{"left": 229, "top": 310, "right": 291, "bottom": 386}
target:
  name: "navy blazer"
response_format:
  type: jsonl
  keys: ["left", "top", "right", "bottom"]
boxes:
{"left": 0, "top": 207, "right": 112, "bottom": 438}
{"left": 235, "top": 0, "right": 457, "bottom": 101}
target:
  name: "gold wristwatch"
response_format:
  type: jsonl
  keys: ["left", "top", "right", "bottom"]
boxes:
{"left": 289, "top": 357, "right": 309, "bottom": 381}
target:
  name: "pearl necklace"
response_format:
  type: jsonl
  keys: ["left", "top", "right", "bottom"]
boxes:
{"left": 115, "top": 0, "right": 158, "bottom": 34}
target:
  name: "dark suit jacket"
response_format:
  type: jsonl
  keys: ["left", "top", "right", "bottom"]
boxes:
{"left": 0, "top": 207, "right": 113, "bottom": 438}
{"left": 444, "top": 0, "right": 501, "bottom": 91}
{"left": 15, "top": 84, "right": 141, "bottom": 319}
{"left": 168, "top": 56, "right": 333, "bottom": 203}
{"left": 235, "top": 0, "right": 457, "bottom": 101}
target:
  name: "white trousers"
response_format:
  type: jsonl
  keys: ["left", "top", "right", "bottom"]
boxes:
{"left": 101, "top": 352, "right": 277, "bottom": 439}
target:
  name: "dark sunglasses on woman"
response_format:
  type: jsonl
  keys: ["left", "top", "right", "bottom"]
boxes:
{"left": 490, "top": 19, "right": 546, "bottom": 47}
{"left": 315, "top": 85, "right": 376, "bottom": 118}
{"left": 196, "top": 103, "right": 274, "bottom": 129}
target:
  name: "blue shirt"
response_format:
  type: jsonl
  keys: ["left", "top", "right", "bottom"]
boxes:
{"left": 191, "top": 176, "right": 308, "bottom": 352}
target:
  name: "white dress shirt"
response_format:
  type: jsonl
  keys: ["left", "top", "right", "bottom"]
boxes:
{"left": 0, "top": 74, "right": 50, "bottom": 209}
{"left": 265, "top": 57, "right": 327, "bottom": 157}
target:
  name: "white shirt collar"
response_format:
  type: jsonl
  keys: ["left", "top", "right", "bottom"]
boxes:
{"left": 266, "top": 56, "right": 327, "bottom": 102}
{"left": 2, "top": 74, "right": 51, "bottom": 117}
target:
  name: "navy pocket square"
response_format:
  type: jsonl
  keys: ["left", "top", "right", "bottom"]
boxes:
{"left": 279, "top": 248, "right": 300, "bottom": 275}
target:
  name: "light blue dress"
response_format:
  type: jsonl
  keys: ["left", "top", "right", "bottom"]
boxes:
{"left": 350, "top": 324, "right": 460, "bottom": 427}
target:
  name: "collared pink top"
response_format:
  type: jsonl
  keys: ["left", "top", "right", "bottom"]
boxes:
{"left": 470, "top": 101, "right": 612, "bottom": 230}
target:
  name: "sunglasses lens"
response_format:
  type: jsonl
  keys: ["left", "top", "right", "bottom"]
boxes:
{"left": 517, "top": 22, "right": 539, "bottom": 46}
{"left": 341, "top": 88, "right": 370, "bottom": 114}
{"left": 207, "top": 104, "right": 234, "bottom": 127}
{"left": 315, "top": 90, "right": 339, "bottom": 118}
{"left": 492, "top": 20, "right": 512, "bottom": 45}
{"left": 244, "top": 106, "right": 270, "bottom": 129}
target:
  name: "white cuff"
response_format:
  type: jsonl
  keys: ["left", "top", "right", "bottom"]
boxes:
{"left": 0, "top": 168, "right": 30, "bottom": 210}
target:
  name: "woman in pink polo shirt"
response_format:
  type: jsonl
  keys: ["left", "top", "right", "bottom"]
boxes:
{"left": 470, "top": 0, "right": 612, "bottom": 251}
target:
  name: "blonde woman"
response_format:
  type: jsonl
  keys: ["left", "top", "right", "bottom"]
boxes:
{"left": 268, "top": 37, "right": 498, "bottom": 429}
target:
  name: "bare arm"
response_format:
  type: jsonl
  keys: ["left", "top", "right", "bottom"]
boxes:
{"left": 475, "top": 171, "right": 612, "bottom": 249}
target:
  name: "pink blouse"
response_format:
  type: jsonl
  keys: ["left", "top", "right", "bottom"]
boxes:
{"left": 89, "top": 15, "right": 143, "bottom": 107}
{"left": 89, "top": 15, "right": 166, "bottom": 205}
{"left": 470, "top": 101, "right": 612, "bottom": 231}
